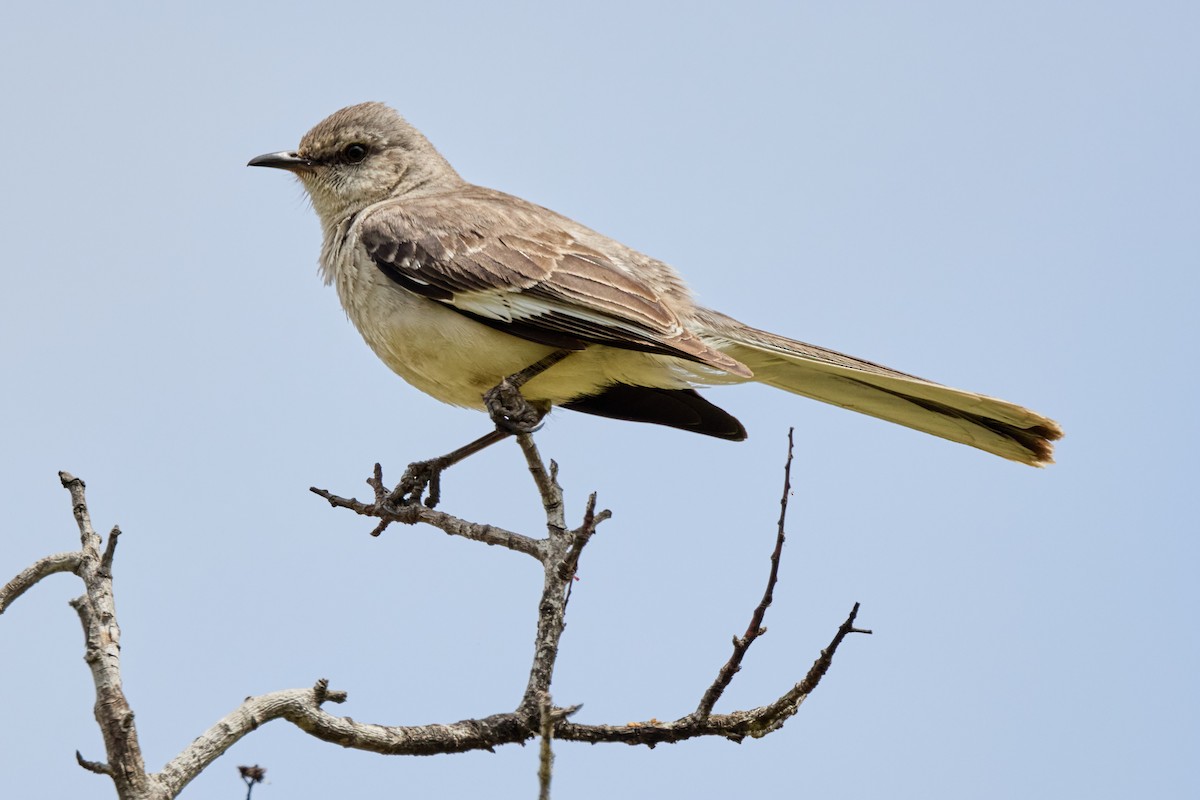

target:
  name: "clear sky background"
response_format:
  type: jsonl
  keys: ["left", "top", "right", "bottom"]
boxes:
{"left": 1, "top": 3, "right": 1196, "bottom": 798}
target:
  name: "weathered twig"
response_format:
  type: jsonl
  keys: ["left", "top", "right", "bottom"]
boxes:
{"left": 156, "top": 681, "right": 346, "bottom": 796}
{"left": 515, "top": 435, "right": 608, "bottom": 715}
{"left": 694, "top": 428, "right": 796, "bottom": 719}
{"left": 59, "top": 471, "right": 158, "bottom": 799}
{"left": 560, "top": 492, "right": 610, "bottom": 590}
{"left": 0, "top": 551, "right": 81, "bottom": 613}
{"left": 515, "top": 432, "right": 564, "bottom": 529}
{"left": 76, "top": 750, "right": 114, "bottom": 776}
{"left": 237, "top": 765, "right": 266, "bottom": 800}
{"left": 556, "top": 601, "right": 866, "bottom": 744}
{"left": 538, "top": 692, "right": 554, "bottom": 800}
{"left": 100, "top": 525, "right": 121, "bottom": 574}
{"left": 311, "top": 476, "right": 543, "bottom": 560}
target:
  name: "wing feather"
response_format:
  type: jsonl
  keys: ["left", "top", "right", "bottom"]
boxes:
{"left": 357, "top": 189, "right": 751, "bottom": 377}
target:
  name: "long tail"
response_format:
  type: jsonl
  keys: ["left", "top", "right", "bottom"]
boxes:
{"left": 697, "top": 310, "right": 1063, "bottom": 466}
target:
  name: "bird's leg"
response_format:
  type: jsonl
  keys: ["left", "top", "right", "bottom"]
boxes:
{"left": 394, "top": 349, "right": 575, "bottom": 507}
{"left": 483, "top": 349, "right": 573, "bottom": 434}
{"left": 392, "top": 428, "right": 512, "bottom": 508}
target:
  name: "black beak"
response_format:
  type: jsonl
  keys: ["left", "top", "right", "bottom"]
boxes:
{"left": 247, "top": 151, "right": 312, "bottom": 171}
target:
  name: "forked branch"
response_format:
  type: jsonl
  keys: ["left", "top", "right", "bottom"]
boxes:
{"left": 3, "top": 432, "right": 867, "bottom": 798}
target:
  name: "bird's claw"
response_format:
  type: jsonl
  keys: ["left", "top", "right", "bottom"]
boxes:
{"left": 484, "top": 379, "right": 546, "bottom": 434}
{"left": 390, "top": 458, "right": 445, "bottom": 508}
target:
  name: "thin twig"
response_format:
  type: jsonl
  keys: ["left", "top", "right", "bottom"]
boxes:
{"left": 694, "top": 428, "right": 795, "bottom": 718}
{"left": 310, "top": 483, "right": 544, "bottom": 561}
{"left": 238, "top": 765, "right": 267, "bottom": 800}
{"left": 735, "top": 602, "right": 872, "bottom": 740}
{"left": 518, "top": 440, "right": 580, "bottom": 712}
{"left": 558, "top": 603, "right": 869, "bottom": 745}
{"left": 559, "top": 492, "right": 611, "bottom": 588}
{"left": 100, "top": 525, "right": 120, "bottom": 574}
{"left": 538, "top": 692, "right": 554, "bottom": 800}
{"left": 515, "top": 433, "right": 563, "bottom": 532}
{"left": 75, "top": 750, "right": 113, "bottom": 776}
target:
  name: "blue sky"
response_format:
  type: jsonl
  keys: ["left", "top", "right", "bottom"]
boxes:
{"left": 1, "top": 3, "right": 1196, "bottom": 798}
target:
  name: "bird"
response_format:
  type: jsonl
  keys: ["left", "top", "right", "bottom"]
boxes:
{"left": 249, "top": 101, "right": 1061, "bottom": 493}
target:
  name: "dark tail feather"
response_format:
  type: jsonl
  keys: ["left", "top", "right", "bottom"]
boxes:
{"left": 852, "top": 379, "right": 1061, "bottom": 465}
{"left": 562, "top": 385, "right": 746, "bottom": 441}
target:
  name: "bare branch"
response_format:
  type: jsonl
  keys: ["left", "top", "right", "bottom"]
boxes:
{"left": 694, "top": 428, "right": 795, "bottom": 718}
{"left": 61, "top": 602, "right": 870, "bottom": 795}
{"left": 155, "top": 680, "right": 602, "bottom": 790}
{"left": 58, "top": 472, "right": 155, "bottom": 798}
{"left": 740, "top": 602, "right": 872, "bottom": 738}
{"left": 75, "top": 750, "right": 113, "bottom": 776}
{"left": 556, "top": 603, "right": 869, "bottom": 745}
{"left": 6, "top": 430, "right": 864, "bottom": 796}
{"left": 310, "top": 481, "right": 543, "bottom": 560}
{"left": 0, "top": 551, "right": 81, "bottom": 613}
{"left": 310, "top": 440, "right": 614, "bottom": 730}
{"left": 517, "top": 448, "right": 609, "bottom": 715}
{"left": 559, "top": 492, "right": 610, "bottom": 588}
{"left": 515, "top": 433, "right": 563, "bottom": 532}
{"left": 308, "top": 430, "right": 858, "bottom": 757}
{"left": 100, "top": 525, "right": 121, "bottom": 574}
{"left": 238, "top": 765, "right": 267, "bottom": 800}
{"left": 156, "top": 681, "right": 343, "bottom": 797}
{"left": 538, "top": 692, "right": 553, "bottom": 800}
{"left": 163, "top": 682, "right": 527, "bottom": 767}
{"left": 59, "top": 472, "right": 101, "bottom": 552}
{"left": 150, "top": 604, "right": 864, "bottom": 784}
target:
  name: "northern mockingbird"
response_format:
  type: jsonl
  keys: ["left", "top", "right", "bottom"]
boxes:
{"left": 249, "top": 102, "right": 1061, "bottom": 494}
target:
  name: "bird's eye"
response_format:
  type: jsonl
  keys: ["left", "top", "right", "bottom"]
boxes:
{"left": 343, "top": 143, "right": 368, "bottom": 163}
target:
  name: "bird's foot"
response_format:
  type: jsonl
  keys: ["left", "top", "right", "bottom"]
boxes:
{"left": 484, "top": 379, "right": 547, "bottom": 435}
{"left": 390, "top": 457, "right": 449, "bottom": 508}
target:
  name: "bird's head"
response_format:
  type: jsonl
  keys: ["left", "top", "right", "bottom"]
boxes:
{"left": 249, "top": 102, "right": 462, "bottom": 225}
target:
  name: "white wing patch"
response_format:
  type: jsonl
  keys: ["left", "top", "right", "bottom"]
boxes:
{"left": 450, "top": 289, "right": 685, "bottom": 340}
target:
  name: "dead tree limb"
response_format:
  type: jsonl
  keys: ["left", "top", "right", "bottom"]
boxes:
{"left": 3, "top": 431, "right": 868, "bottom": 798}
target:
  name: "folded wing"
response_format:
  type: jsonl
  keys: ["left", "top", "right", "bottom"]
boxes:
{"left": 357, "top": 189, "right": 752, "bottom": 378}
